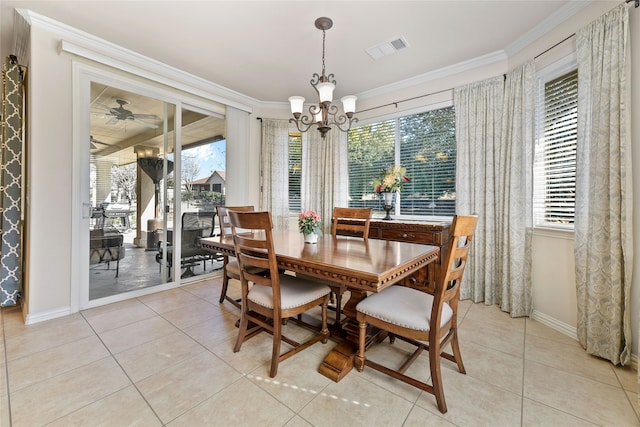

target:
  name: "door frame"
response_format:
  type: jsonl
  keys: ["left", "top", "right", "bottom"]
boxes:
{"left": 71, "top": 62, "right": 224, "bottom": 311}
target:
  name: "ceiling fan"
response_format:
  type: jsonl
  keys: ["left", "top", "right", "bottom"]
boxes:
{"left": 89, "top": 135, "right": 109, "bottom": 150}
{"left": 94, "top": 99, "right": 161, "bottom": 129}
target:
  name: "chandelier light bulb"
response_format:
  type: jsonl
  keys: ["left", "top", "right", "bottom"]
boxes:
{"left": 317, "top": 82, "right": 335, "bottom": 104}
{"left": 288, "top": 96, "right": 305, "bottom": 117}
{"left": 341, "top": 95, "right": 357, "bottom": 116}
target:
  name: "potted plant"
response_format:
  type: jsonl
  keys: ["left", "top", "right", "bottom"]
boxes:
{"left": 298, "top": 210, "right": 322, "bottom": 244}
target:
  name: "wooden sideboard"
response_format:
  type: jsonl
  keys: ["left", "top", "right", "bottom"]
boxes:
{"left": 341, "top": 218, "right": 451, "bottom": 291}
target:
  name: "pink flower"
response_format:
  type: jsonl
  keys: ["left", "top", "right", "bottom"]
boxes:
{"left": 298, "top": 210, "right": 322, "bottom": 235}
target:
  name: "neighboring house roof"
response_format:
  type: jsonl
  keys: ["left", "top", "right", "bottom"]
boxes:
{"left": 191, "top": 177, "right": 209, "bottom": 185}
{"left": 191, "top": 171, "right": 226, "bottom": 186}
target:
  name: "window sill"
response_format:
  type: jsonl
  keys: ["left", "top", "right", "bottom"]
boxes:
{"left": 532, "top": 226, "right": 574, "bottom": 240}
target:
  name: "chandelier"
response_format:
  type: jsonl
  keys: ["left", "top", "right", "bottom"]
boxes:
{"left": 289, "top": 17, "right": 357, "bottom": 138}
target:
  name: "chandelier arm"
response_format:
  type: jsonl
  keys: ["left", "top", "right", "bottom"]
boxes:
{"left": 326, "top": 104, "right": 338, "bottom": 114}
{"left": 289, "top": 116, "right": 314, "bottom": 133}
{"left": 310, "top": 73, "right": 321, "bottom": 94}
{"left": 309, "top": 104, "right": 322, "bottom": 116}
{"left": 332, "top": 116, "right": 358, "bottom": 133}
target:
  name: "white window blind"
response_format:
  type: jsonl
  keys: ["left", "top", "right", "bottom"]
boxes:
{"left": 288, "top": 134, "right": 302, "bottom": 213}
{"left": 399, "top": 107, "right": 456, "bottom": 216}
{"left": 347, "top": 106, "right": 456, "bottom": 217}
{"left": 347, "top": 120, "right": 395, "bottom": 214}
{"left": 535, "top": 68, "right": 578, "bottom": 227}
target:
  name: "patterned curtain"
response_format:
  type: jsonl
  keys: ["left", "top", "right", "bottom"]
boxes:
{"left": 454, "top": 77, "right": 504, "bottom": 306}
{"left": 575, "top": 4, "right": 632, "bottom": 365}
{"left": 301, "top": 127, "right": 348, "bottom": 233}
{"left": 260, "top": 119, "right": 291, "bottom": 230}
{"left": 454, "top": 66, "right": 535, "bottom": 318}
{"left": 1, "top": 55, "right": 25, "bottom": 306}
{"left": 496, "top": 62, "right": 535, "bottom": 317}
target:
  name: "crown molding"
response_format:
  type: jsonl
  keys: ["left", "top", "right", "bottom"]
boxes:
{"left": 255, "top": 50, "right": 507, "bottom": 111}
{"left": 356, "top": 50, "right": 508, "bottom": 101}
{"left": 504, "top": 0, "right": 594, "bottom": 57}
{"left": 17, "top": 8, "right": 258, "bottom": 113}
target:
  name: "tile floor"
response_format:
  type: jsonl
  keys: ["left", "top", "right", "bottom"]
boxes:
{"left": 1, "top": 277, "right": 638, "bottom": 427}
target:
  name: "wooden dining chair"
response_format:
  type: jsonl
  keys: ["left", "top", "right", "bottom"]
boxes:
{"left": 355, "top": 214, "right": 478, "bottom": 414}
{"left": 217, "top": 205, "right": 260, "bottom": 308}
{"left": 228, "top": 210, "right": 331, "bottom": 377}
{"left": 330, "top": 207, "right": 372, "bottom": 324}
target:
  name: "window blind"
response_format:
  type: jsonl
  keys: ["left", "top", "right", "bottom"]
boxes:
{"left": 399, "top": 107, "right": 456, "bottom": 216}
{"left": 535, "top": 69, "right": 578, "bottom": 226}
{"left": 347, "top": 106, "right": 456, "bottom": 217}
{"left": 288, "top": 134, "right": 302, "bottom": 213}
{"left": 347, "top": 120, "right": 395, "bottom": 213}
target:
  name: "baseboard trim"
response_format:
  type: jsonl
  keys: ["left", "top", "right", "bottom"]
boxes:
{"left": 24, "top": 306, "right": 72, "bottom": 325}
{"left": 531, "top": 310, "right": 638, "bottom": 370}
{"left": 530, "top": 309, "right": 578, "bottom": 340}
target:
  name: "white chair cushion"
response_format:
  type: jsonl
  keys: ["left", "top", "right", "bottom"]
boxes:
{"left": 248, "top": 274, "right": 331, "bottom": 310}
{"left": 356, "top": 286, "right": 453, "bottom": 332}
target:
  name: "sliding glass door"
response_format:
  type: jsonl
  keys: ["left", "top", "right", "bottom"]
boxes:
{"left": 81, "top": 78, "right": 227, "bottom": 307}
{"left": 88, "top": 83, "right": 176, "bottom": 300}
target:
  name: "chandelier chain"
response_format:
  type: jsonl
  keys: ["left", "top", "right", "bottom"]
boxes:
{"left": 321, "top": 29, "right": 326, "bottom": 78}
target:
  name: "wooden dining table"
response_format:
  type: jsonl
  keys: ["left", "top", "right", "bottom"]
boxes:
{"left": 200, "top": 229, "right": 440, "bottom": 381}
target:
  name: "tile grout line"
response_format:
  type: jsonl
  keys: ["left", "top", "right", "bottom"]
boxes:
{"left": 1, "top": 307, "right": 14, "bottom": 427}
{"left": 520, "top": 318, "right": 528, "bottom": 427}
{"left": 78, "top": 309, "right": 168, "bottom": 426}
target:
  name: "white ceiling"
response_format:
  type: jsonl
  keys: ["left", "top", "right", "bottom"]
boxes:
{"left": 0, "top": 0, "right": 586, "bottom": 103}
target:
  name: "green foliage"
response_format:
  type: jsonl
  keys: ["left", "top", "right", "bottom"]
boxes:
{"left": 347, "top": 120, "right": 395, "bottom": 200}
{"left": 399, "top": 107, "right": 456, "bottom": 200}
{"left": 182, "top": 191, "right": 194, "bottom": 202}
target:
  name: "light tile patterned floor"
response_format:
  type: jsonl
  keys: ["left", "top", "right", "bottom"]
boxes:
{"left": 1, "top": 277, "right": 638, "bottom": 426}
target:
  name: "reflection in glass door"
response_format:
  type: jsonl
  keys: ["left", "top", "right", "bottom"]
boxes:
{"left": 154, "top": 106, "right": 227, "bottom": 281}
{"left": 89, "top": 83, "right": 175, "bottom": 300}
{"left": 87, "top": 83, "right": 227, "bottom": 302}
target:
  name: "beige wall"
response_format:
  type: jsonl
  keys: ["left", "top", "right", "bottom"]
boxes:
{"left": 25, "top": 24, "right": 75, "bottom": 317}
{"left": 16, "top": 3, "right": 639, "bottom": 359}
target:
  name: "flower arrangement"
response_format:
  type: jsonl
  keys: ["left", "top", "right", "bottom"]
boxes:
{"left": 298, "top": 210, "right": 322, "bottom": 235}
{"left": 373, "top": 165, "right": 411, "bottom": 193}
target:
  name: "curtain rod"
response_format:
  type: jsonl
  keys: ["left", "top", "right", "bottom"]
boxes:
{"left": 356, "top": 87, "right": 453, "bottom": 115}
{"left": 535, "top": 0, "right": 636, "bottom": 60}
{"left": 534, "top": 33, "right": 575, "bottom": 60}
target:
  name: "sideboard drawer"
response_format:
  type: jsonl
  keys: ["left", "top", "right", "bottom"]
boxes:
{"left": 380, "top": 229, "right": 436, "bottom": 244}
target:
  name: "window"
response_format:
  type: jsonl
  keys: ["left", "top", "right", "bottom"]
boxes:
{"left": 289, "top": 133, "right": 302, "bottom": 213}
{"left": 347, "top": 106, "right": 456, "bottom": 218}
{"left": 534, "top": 67, "right": 578, "bottom": 227}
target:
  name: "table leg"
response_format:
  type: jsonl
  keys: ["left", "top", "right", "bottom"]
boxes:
{"left": 318, "top": 289, "right": 381, "bottom": 382}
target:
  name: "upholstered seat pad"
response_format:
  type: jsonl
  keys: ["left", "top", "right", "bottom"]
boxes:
{"left": 356, "top": 286, "right": 453, "bottom": 332}
{"left": 248, "top": 274, "right": 331, "bottom": 310}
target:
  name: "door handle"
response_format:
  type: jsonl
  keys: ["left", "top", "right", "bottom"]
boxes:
{"left": 82, "top": 203, "right": 92, "bottom": 219}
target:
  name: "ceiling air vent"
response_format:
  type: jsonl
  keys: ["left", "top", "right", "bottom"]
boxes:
{"left": 366, "top": 36, "right": 409, "bottom": 61}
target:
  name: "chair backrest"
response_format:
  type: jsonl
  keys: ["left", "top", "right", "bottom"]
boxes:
{"left": 227, "top": 211, "right": 280, "bottom": 296}
{"left": 435, "top": 214, "right": 478, "bottom": 306}
{"left": 332, "top": 207, "right": 372, "bottom": 241}
{"left": 182, "top": 211, "right": 216, "bottom": 237}
{"left": 217, "top": 205, "right": 255, "bottom": 237}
